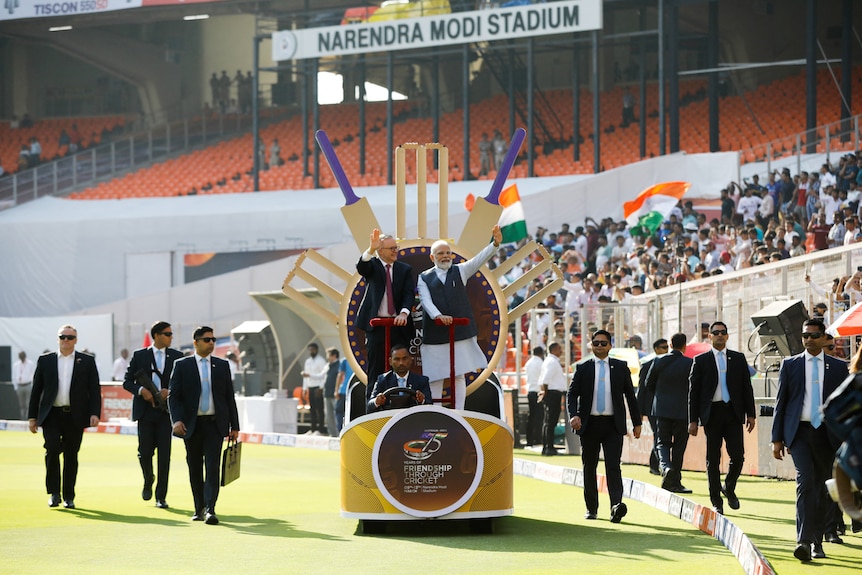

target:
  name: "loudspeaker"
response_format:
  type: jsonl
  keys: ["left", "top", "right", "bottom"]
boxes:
{"left": 751, "top": 300, "right": 809, "bottom": 357}
{"left": 0, "top": 346, "right": 11, "bottom": 382}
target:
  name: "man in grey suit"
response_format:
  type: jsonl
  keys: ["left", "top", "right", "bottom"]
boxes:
{"left": 28, "top": 324, "right": 101, "bottom": 509}
{"left": 644, "top": 333, "right": 693, "bottom": 493}
{"left": 772, "top": 318, "right": 848, "bottom": 562}
{"left": 169, "top": 326, "right": 239, "bottom": 525}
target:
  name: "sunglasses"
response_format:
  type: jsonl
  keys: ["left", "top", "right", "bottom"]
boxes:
{"left": 159, "top": 332, "right": 173, "bottom": 337}
{"left": 801, "top": 332, "right": 823, "bottom": 339}
{"left": 58, "top": 335, "right": 77, "bottom": 341}
{"left": 196, "top": 337, "right": 217, "bottom": 343}
{"left": 591, "top": 340, "right": 610, "bottom": 347}
{"left": 711, "top": 330, "right": 728, "bottom": 336}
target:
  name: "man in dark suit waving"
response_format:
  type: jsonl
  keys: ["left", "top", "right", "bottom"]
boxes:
{"left": 28, "top": 324, "right": 101, "bottom": 509}
{"left": 772, "top": 318, "right": 848, "bottom": 562}
{"left": 644, "top": 333, "right": 693, "bottom": 493}
{"left": 357, "top": 228, "right": 416, "bottom": 400}
{"left": 169, "top": 326, "right": 239, "bottom": 525}
{"left": 567, "top": 329, "right": 641, "bottom": 523}
{"left": 123, "top": 321, "right": 183, "bottom": 508}
{"left": 688, "top": 321, "right": 756, "bottom": 515}
{"left": 368, "top": 345, "right": 432, "bottom": 412}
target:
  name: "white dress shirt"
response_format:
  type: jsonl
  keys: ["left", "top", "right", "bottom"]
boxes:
{"left": 524, "top": 355, "right": 544, "bottom": 393}
{"left": 538, "top": 354, "right": 567, "bottom": 392}
{"left": 590, "top": 358, "right": 614, "bottom": 416}
{"left": 54, "top": 351, "right": 75, "bottom": 407}
{"left": 800, "top": 351, "right": 824, "bottom": 423}
{"left": 195, "top": 353, "right": 216, "bottom": 416}
{"left": 13, "top": 358, "right": 35, "bottom": 390}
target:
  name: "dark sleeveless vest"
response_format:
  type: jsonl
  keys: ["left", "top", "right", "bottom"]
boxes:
{"left": 421, "top": 266, "right": 477, "bottom": 344}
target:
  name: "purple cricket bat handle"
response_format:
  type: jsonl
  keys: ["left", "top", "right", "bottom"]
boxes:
{"left": 315, "top": 130, "right": 360, "bottom": 205}
{"left": 484, "top": 128, "right": 526, "bottom": 205}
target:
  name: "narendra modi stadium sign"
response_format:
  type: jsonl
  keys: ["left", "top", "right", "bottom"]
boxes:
{"left": 272, "top": 0, "right": 601, "bottom": 62}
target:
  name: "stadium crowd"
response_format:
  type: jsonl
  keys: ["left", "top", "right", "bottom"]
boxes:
{"left": 490, "top": 153, "right": 862, "bottom": 355}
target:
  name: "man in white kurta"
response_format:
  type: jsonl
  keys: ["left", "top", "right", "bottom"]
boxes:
{"left": 418, "top": 225, "right": 501, "bottom": 410}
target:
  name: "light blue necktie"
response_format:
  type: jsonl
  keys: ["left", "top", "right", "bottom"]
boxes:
{"left": 718, "top": 351, "right": 730, "bottom": 403}
{"left": 153, "top": 349, "right": 163, "bottom": 388}
{"left": 200, "top": 358, "right": 211, "bottom": 412}
{"left": 398, "top": 377, "right": 406, "bottom": 388}
{"left": 811, "top": 356, "right": 821, "bottom": 428}
{"left": 597, "top": 360, "right": 606, "bottom": 414}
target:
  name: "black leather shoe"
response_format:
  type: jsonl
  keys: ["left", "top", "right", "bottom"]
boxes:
{"left": 712, "top": 502, "right": 724, "bottom": 515}
{"left": 584, "top": 512, "right": 597, "bottom": 520}
{"left": 721, "top": 485, "right": 740, "bottom": 510}
{"left": 610, "top": 502, "right": 627, "bottom": 524}
{"left": 811, "top": 543, "right": 826, "bottom": 559}
{"left": 205, "top": 511, "right": 219, "bottom": 525}
{"left": 191, "top": 510, "right": 205, "bottom": 521}
{"left": 49, "top": 494, "right": 61, "bottom": 508}
{"left": 649, "top": 467, "right": 661, "bottom": 476}
{"left": 142, "top": 475, "right": 154, "bottom": 501}
{"left": 793, "top": 543, "right": 811, "bottom": 562}
{"left": 670, "top": 484, "right": 693, "bottom": 494}
{"left": 852, "top": 519, "right": 862, "bottom": 534}
{"left": 63, "top": 500, "right": 75, "bottom": 509}
{"left": 824, "top": 532, "right": 843, "bottom": 544}
{"left": 660, "top": 468, "right": 679, "bottom": 491}
{"left": 155, "top": 499, "right": 169, "bottom": 509}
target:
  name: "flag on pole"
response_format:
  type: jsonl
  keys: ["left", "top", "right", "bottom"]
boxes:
{"left": 465, "top": 185, "right": 528, "bottom": 244}
{"left": 623, "top": 181, "right": 691, "bottom": 233}
{"left": 498, "top": 184, "right": 528, "bottom": 243}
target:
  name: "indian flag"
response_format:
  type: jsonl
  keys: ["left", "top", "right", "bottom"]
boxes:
{"left": 498, "top": 184, "right": 528, "bottom": 243}
{"left": 464, "top": 183, "right": 528, "bottom": 244}
{"left": 623, "top": 181, "right": 691, "bottom": 233}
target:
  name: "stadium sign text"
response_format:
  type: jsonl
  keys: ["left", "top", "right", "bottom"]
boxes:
{"left": 272, "top": 0, "right": 601, "bottom": 62}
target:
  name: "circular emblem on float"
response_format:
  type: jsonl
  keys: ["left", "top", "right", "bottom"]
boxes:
{"left": 371, "top": 406, "right": 484, "bottom": 518}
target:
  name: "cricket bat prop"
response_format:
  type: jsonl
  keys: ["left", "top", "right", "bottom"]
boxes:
{"left": 315, "top": 130, "right": 381, "bottom": 253}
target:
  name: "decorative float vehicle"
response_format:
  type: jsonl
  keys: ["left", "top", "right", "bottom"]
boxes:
{"left": 282, "top": 128, "right": 562, "bottom": 533}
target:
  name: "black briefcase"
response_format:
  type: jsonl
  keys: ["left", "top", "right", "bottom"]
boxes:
{"left": 220, "top": 438, "right": 242, "bottom": 486}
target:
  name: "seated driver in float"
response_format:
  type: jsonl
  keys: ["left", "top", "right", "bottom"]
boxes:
{"left": 367, "top": 345, "right": 433, "bottom": 412}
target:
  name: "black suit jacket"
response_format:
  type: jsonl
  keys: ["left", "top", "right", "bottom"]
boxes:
{"left": 29, "top": 351, "right": 101, "bottom": 428}
{"left": 367, "top": 371, "right": 433, "bottom": 412}
{"left": 771, "top": 353, "right": 848, "bottom": 447}
{"left": 123, "top": 346, "right": 184, "bottom": 421}
{"left": 567, "top": 357, "right": 640, "bottom": 437}
{"left": 636, "top": 357, "right": 657, "bottom": 418}
{"left": 645, "top": 350, "right": 693, "bottom": 421}
{"left": 356, "top": 257, "right": 415, "bottom": 331}
{"left": 168, "top": 355, "right": 239, "bottom": 439}
{"left": 688, "top": 348, "right": 756, "bottom": 426}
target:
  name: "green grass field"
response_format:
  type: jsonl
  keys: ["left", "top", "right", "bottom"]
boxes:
{"left": 1, "top": 431, "right": 860, "bottom": 575}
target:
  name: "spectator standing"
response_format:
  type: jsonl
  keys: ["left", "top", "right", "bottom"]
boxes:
{"left": 524, "top": 346, "right": 545, "bottom": 447}
{"left": 323, "top": 348, "right": 340, "bottom": 437}
{"left": 478, "top": 133, "right": 491, "bottom": 176}
{"left": 301, "top": 343, "right": 327, "bottom": 435}
{"left": 112, "top": 348, "right": 130, "bottom": 381}
{"left": 492, "top": 130, "right": 507, "bottom": 171}
{"left": 13, "top": 351, "right": 36, "bottom": 420}
{"left": 538, "top": 342, "right": 566, "bottom": 456}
